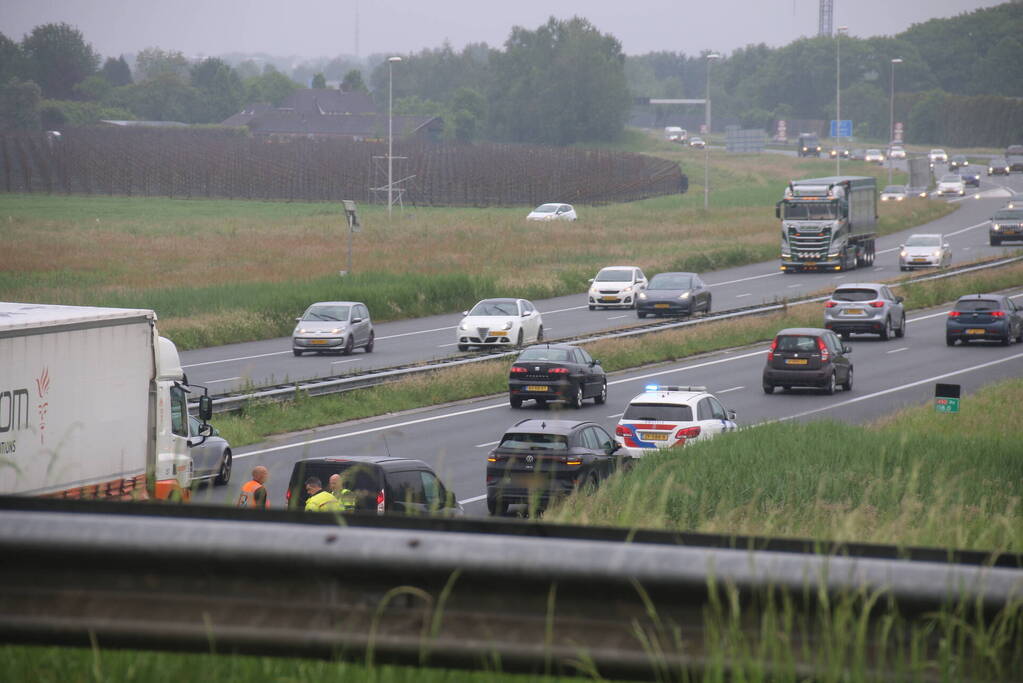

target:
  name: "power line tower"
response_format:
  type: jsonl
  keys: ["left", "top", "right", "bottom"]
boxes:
{"left": 819, "top": 0, "right": 834, "bottom": 37}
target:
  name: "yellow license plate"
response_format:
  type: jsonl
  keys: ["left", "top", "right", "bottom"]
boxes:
{"left": 525, "top": 385, "right": 548, "bottom": 392}
{"left": 966, "top": 329, "right": 986, "bottom": 334}
{"left": 913, "top": 258, "right": 927, "bottom": 262}
{"left": 641, "top": 432, "right": 670, "bottom": 441}
{"left": 600, "top": 297, "right": 617, "bottom": 302}
{"left": 846, "top": 308, "right": 864, "bottom": 315}
{"left": 786, "top": 358, "right": 809, "bottom": 365}
{"left": 309, "top": 339, "right": 328, "bottom": 345}
{"left": 491, "top": 331, "right": 507, "bottom": 336}
{"left": 654, "top": 303, "right": 670, "bottom": 309}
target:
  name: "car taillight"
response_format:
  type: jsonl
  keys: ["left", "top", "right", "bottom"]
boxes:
{"left": 948, "top": 311, "right": 961, "bottom": 317}
{"left": 825, "top": 301, "right": 837, "bottom": 308}
{"left": 676, "top": 426, "right": 701, "bottom": 439}
{"left": 285, "top": 489, "right": 291, "bottom": 502}
{"left": 615, "top": 425, "right": 628, "bottom": 436}
{"left": 767, "top": 338, "right": 778, "bottom": 362}
{"left": 990, "top": 311, "right": 1006, "bottom": 317}
{"left": 548, "top": 367, "right": 569, "bottom": 374}
{"left": 376, "top": 489, "right": 385, "bottom": 514}
{"left": 817, "top": 337, "right": 830, "bottom": 362}
{"left": 510, "top": 366, "right": 527, "bottom": 373}
{"left": 869, "top": 301, "right": 885, "bottom": 308}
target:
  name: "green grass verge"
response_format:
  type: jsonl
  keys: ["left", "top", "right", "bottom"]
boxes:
{"left": 213, "top": 259, "right": 1023, "bottom": 448}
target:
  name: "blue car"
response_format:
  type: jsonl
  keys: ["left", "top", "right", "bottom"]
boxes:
{"left": 957, "top": 168, "right": 981, "bottom": 187}
{"left": 946, "top": 294, "right": 1023, "bottom": 346}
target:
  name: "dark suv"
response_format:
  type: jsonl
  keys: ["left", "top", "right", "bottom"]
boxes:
{"left": 946, "top": 295, "right": 1023, "bottom": 346}
{"left": 286, "top": 456, "right": 463, "bottom": 516}
{"left": 763, "top": 328, "right": 853, "bottom": 395}
{"left": 990, "top": 208, "right": 1023, "bottom": 246}
{"left": 509, "top": 344, "right": 607, "bottom": 409}
{"left": 797, "top": 134, "right": 822, "bottom": 158}
{"left": 485, "top": 419, "right": 623, "bottom": 515}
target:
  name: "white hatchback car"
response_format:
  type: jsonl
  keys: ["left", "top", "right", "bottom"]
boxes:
{"left": 899, "top": 233, "right": 951, "bottom": 270}
{"left": 457, "top": 298, "right": 543, "bottom": 351}
{"left": 864, "top": 149, "right": 885, "bottom": 163}
{"left": 936, "top": 174, "right": 965, "bottom": 197}
{"left": 526, "top": 203, "right": 577, "bottom": 221}
{"left": 588, "top": 266, "right": 648, "bottom": 309}
{"left": 928, "top": 148, "right": 948, "bottom": 166}
{"left": 888, "top": 145, "right": 907, "bottom": 160}
{"left": 614, "top": 385, "right": 737, "bottom": 459}
{"left": 292, "top": 301, "right": 374, "bottom": 356}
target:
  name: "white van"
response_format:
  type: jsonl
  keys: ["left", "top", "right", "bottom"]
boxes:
{"left": 664, "top": 126, "right": 687, "bottom": 143}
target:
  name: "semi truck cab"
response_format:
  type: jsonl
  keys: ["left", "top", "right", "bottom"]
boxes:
{"left": 776, "top": 177, "right": 877, "bottom": 272}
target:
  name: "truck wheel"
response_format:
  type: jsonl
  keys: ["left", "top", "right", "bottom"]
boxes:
{"left": 214, "top": 452, "right": 232, "bottom": 486}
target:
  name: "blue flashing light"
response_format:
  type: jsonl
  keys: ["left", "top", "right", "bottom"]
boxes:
{"left": 645, "top": 385, "right": 660, "bottom": 392}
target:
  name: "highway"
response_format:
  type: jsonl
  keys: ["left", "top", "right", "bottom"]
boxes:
{"left": 193, "top": 289, "right": 1023, "bottom": 515}
{"left": 181, "top": 165, "right": 1023, "bottom": 395}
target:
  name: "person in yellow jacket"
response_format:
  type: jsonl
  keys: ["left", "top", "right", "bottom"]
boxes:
{"left": 329, "top": 473, "right": 357, "bottom": 511}
{"left": 304, "top": 477, "right": 341, "bottom": 512}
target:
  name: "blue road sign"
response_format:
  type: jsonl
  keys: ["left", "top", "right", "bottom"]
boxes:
{"left": 830, "top": 120, "right": 853, "bottom": 137}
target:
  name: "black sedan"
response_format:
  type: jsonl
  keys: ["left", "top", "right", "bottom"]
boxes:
{"left": 485, "top": 419, "right": 623, "bottom": 515}
{"left": 636, "top": 272, "right": 711, "bottom": 318}
{"left": 988, "top": 158, "right": 1011, "bottom": 176}
{"left": 958, "top": 167, "right": 981, "bottom": 187}
{"left": 946, "top": 294, "right": 1023, "bottom": 346}
{"left": 949, "top": 155, "right": 970, "bottom": 171}
{"left": 508, "top": 344, "right": 607, "bottom": 409}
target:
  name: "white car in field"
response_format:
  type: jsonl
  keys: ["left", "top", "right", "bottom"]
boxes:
{"left": 587, "top": 265, "right": 648, "bottom": 309}
{"left": 936, "top": 174, "right": 965, "bottom": 197}
{"left": 457, "top": 298, "right": 543, "bottom": 351}
{"left": 614, "top": 385, "right": 737, "bottom": 459}
{"left": 526, "top": 203, "right": 577, "bottom": 221}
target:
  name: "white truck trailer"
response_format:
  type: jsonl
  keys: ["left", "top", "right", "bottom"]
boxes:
{"left": 0, "top": 302, "right": 209, "bottom": 500}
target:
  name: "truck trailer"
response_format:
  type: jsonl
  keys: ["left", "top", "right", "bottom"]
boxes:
{"left": 0, "top": 302, "right": 209, "bottom": 500}
{"left": 776, "top": 176, "right": 878, "bottom": 273}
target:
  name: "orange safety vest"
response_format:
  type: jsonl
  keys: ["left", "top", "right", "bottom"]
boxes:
{"left": 236, "top": 480, "right": 269, "bottom": 508}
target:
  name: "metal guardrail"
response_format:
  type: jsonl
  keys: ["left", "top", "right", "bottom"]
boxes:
{"left": 0, "top": 500, "right": 1020, "bottom": 679}
{"left": 199, "top": 254, "right": 1023, "bottom": 414}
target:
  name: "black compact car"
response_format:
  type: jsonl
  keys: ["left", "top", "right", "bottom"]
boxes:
{"left": 988, "top": 158, "right": 1011, "bottom": 176}
{"left": 485, "top": 419, "right": 623, "bottom": 515}
{"left": 990, "top": 208, "right": 1023, "bottom": 246}
{"left": 946, "top": 295, "right": 1023, "bottom": 346}
{"left": 763, "top": 328, "right": 853, "bottom": 395}
{"left": 948, "top": 155, "right": 969, "bottom": 171}
{"left": 957, "top": 167, "right": 981, "bottom": 187}
{"left": 508, "top": 344, "right": 607, "bottom": 409}
{"left": 636, "top": 272, "right": 711, "bottom": 318}
{"left": 286, "top": 456, "right": 463, "bottom": 516}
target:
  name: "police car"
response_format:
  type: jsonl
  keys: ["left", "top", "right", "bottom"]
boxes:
{"left": 614, "top": 385, "right": 737, "bottom": 458}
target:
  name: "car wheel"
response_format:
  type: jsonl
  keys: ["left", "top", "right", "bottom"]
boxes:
{"left": 880, "top": 317, "right": 893, "bottom": 341}
{"left": 895, "top": 316, "right": 906, "bottom": 338}
{"left": 1002, "top": 334, "right": 1012, "bottom": 346}
{"left": 594, "top": 381, "right": 607, "bottom": 405}
{"left": 842, "top": 367, "right": 853, "bottom": 392}
{"left": 990, "top": 238, "right": 1001, "bottom": 246}
{"left": 458, "top": 344, "right": 469, "bottom": 352}
{"left": 293, "top": 349, "right": 303, "bottom": 356}
{"left": 705, "top": 295, "right": 712, "bottom": 313}
{"left": 900, "top": 266, "right": 907, "bottom": 272}
{"left": 840, "top": 331, "right": 851, "bottom": 340}
{"left": 487, "top": 496, "right": 509, "bottom": 516}
{"left": 516, "top": 330, "right": 524, "bottom": 348}
{"left": 571, "top": 383, "right": 584, "bottom": 409}
{"left": 364, "top": 331, "right": 374, "bottom": 353}
{"left": 637, "top": 311, "right": 646, "bottom": 319}
{"left": 946, "top": 336, "right": 956, "bottom": 347}
{"left": 343, "top": 336, "right": 354, "bottom": 355}
{"left": 214, "top": 451, "right": 232, "bottom": 486}
{"left": 823, "top": 372, "right": 836, "bottom": 396}
{"left": 588, "top": 305, "right": 596, "bottom": 311}
{"left": 509, "top": 395, "right": 522, "bottom": 408}
{"left": 580, "top": 472, "right": 599, "bottom": 494}
{"left": 536, "top": 326, "right": 544, "bottom": 342}
{"left": 762, "top": 382, "right": 774, "bottom": 395}
{"left": 535, "top": 399, "right": 548, "bottom": 409}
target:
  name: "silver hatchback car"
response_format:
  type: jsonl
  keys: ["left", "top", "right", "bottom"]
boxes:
{"left": 292, "top": 301, "right": 374, "bottom": 356}
{"left": 823, "top": 283, "right": 906, "bottom": 340}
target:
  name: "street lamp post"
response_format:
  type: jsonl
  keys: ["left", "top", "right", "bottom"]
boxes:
{"left": 704, "top": 53, "right": 720, "bottom": 210}
{"left": 387, "top": 56, "right": 402, "bottom": 217}
{"left": 835, "top": 26, "right": 848, "bottom": 176}
{"left": 888, "top": 58, "right": 903, "bottom": 185}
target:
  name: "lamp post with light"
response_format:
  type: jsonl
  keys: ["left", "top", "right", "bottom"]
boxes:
{"left": 888, "top": 58, "right": 903, "bottom": 185}
{"left": 835, "top": 26, "right": 848, "bottom": 175}
{"left": 704, "top": 52, "right": 720, "bottom": 210}
{"left": 387, "top": 56, "right": 401, "bottom": 217}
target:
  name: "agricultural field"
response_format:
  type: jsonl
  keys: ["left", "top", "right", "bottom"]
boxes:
{"left": 0, "top": 136, "right": 952, "bottom": 349}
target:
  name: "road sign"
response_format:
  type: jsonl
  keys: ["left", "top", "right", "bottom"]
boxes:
{"left": 829, "top": 119, "right": 852, "bottom": 137}
{"left": 935, "top": 383, "right": 961, "bottom": 413}
{"left": 894, "top": 122, "right": 904, "bottom": 143}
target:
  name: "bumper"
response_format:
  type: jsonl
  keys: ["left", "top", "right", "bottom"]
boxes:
{"left": 991, "top": 229, "right": 1023, "bottom": 241}
{"left": 825, "top": 319, "right": 885, "bottom": 335}
{"left": 293, "top": 336, "right": 345, "bottom": 350}
{"left": 781, "top": 259, "right": 843, "bottom": 272}
{"left": 763, "top": 367, "right": 831, "bottom": 388}
{"left": 590, "top": 295, "right": 634, "bottom": 306}
{"left": 947, "top": 322, "right": 1009, "bottom": 341}
{"left": 486, "top": 479, "right": 579, "bottom": 506}
{"left": 508, "top": 380, "right": 574, "bottom": 401}
{"left": 637, "top": 300, "right": 693, "bottom": 315}
{"left": 459, "top": 335, "right": 514, "bottom": 346}
{"left": 937, "top": 189, "right": 965, "bottom": 196}
{"left": 900, "top": 257, "right": 941, "bottom": 268}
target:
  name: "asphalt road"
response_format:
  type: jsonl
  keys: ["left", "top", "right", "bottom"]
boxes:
{"left": 193, "top": 289, "right": 1023, "bottom": 515}
{"left": 181, "top": 165, "right": 1023, "bottom": 395}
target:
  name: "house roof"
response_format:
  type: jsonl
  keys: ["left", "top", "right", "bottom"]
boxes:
{"left": 279, "top": 89, "right": 377, "bottom": 115}
{"left": 221, "top": 103, "right": 273, "bottom": 127}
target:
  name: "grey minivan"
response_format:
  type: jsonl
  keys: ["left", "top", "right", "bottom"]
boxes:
{"left": 292, "top": 301, "right": 374, "bottom": 356}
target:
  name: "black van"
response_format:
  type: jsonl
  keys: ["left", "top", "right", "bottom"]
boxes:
{"left": 286, "top": 456, "right": 463, "bottom": 516}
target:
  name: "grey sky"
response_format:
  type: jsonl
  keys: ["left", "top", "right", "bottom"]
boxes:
{"left": 0, "top": 0, "right": 1005, "bottom": 61}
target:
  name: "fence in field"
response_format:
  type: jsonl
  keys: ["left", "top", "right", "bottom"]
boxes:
{"left": 0, "top": 128, "right": 687, "bottom": 206}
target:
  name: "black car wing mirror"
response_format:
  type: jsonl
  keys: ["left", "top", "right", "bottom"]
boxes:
{"left": 843, "top": 345, "right": 852, "bottom": 354}
{"left": 727, "top": 409, "right": 737, "bottom": 421}
{"left": 198, "top": 394, "right": 213, "bottom": 421}
{"left": 895, "top": 296, "right": 904, "bottom": 303}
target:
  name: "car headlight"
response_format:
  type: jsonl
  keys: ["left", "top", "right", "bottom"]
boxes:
{"left": 993, "top": 225, "right": 1001, "bottom": 231}
{"left": 638, "top": 292, "right": 647, "bottom": 300}
{"left": 621, "top": 286, "right": 633, "bottom": 294}
{"left": 899, "top": 250, "right": 907, "bottom": 258}
{"left": 932, "top": 251, "right": 941, "bottom": 258}
{"left": 458, "top": 321, "right": 467, "bottom": 330}
{"left": 502, "top": 321, "right": 513, "bottom": 331}
{"left": 678, "top": 292, "right": 690, "bottom": 300}
{"left": 897, "top": 196, "right": 904, "bottom": 201}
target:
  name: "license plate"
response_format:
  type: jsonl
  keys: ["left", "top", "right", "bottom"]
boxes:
{"left": 845, "top": 308, "right": 864, "bottom": 315}
{"left": 786, "top": 358, "right": 808, "bottom": 365}
{"left": 654, "top": 303, "right": 670, "bottom": 309}
{"left": 511, "top": 474, "right": 550, "bottom": 488}
{"left": 600, "top": 297, "right": 617, "bottom": 302}
{"left": 913, "top": 258, "right": 927, "bottom": 262}
{"left": 966, "top": 328, "right": 986, "bottom": 335}
{"left": 641, "top": 432, "right": 670, "bottom": 441}
{"left": 309, "top": 339, "right": 328, "bottom": 345}
{"left": 491, "top": 331, "right": 507, "bottom": 336}
{"left": 525, "top": 385, "right": 549, "bottom": 392}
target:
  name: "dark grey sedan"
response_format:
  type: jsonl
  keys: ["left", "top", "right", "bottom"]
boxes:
{"left": 946, "top": 295, "right": 1023, "bottom": 346}
{"left": 636, "top": 272, "right": 711, "bottom": 318}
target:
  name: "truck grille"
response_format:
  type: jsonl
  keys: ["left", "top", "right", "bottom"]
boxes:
{"left": 788, "top": 227, "right": 831, "bottom": 259}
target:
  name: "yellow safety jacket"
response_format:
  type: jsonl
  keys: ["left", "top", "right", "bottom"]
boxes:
{"left": 305, "top": 490, "right": 341, "bottom": 512}
{"left": 334, "top": 487, "right": 357, "bottom": 511}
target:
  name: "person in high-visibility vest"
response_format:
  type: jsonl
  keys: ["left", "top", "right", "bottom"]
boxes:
{"left": 304, "top": 476, "right": 341, "bottom": 512}
{"left": 236, "top": 465, "right": 270, "bottom": 508}
{"left": 329, "top": 473, "right": 357, "bottom": 511}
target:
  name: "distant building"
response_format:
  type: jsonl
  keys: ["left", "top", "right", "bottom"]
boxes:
{"left": 99, "top": 120, "right": 190, "bottom": 128}
{"left": 220, "top": 89, "right": 442, "bottom": 142}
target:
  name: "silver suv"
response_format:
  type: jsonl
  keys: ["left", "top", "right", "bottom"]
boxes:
{"left": 823, "top": 283, "right": 905, "bottom": 340}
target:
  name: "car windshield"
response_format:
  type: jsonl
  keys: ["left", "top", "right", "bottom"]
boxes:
{"left": 498, "top": 433, "right": 568, "bottom": 451}
{"left": 832, "top": 289, "right": 880, "bottom": 302}
{"left": 1006, "top": 146, "right": 1023, "bottom": 155}
{"left": 867, "top": 149, "right": 881, "bottom": 154}
{"left": 883, "top": 186, "right": 905, "bottom": 193}
{"left": 993, "top": 211, "right": 1023, "bottom": 220}
{"left": 469, "top": 300, "right": 519, "bottom": 316}
{"left": 776, "top": 335, "right": 819, "bottom": 352}
{"left": 955, "top": 299, "right": 1000, "bottom": 313}
{"left": 648, "top": 274, "right": 694, "bottom": 290}
{"left": 906, "top": 235, "right": 941, "bottom": 247}
{"left": 517, "top": 348, "right": 571, "bottom": 362}
{"left": 532, "top": 204, "right": 558, "bottom": 213}
{"left": 595, "top": 269, "right": 633, "bottom": 282}
{"left": 940, "top": 175, "right": 960, "bottom": 182}
{"left": 302, "top": 304, "right": 350, "bottom": 321}
{"left": 623, "top": 403, "right": 694, "bottom": 422}
{"left": 783, "top": 202, "right": 837, "bottom": 220}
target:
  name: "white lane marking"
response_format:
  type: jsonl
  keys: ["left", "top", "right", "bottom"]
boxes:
{"left": 438, "top": 342, "right": 460, "bottom": 347}
{"left": 886, "top": 347, "right": 909, "bottom": 354}
{"left": 378, "top": 324, "right": 455, "bottom": 340}
{"left": 542, "top": 304, "right": 588, "bottom": 314}
{"left": 183, "top": 350, "right": 290, "bottom": 368}
{"left": 608, "top": 349, "right": 768, "bottom": 387}
{"left": 330, "top": 359, "right": 358, "bottom": 366}
{"left": 781, "top": 351, "right": 1023, "bottom": 423}
{"left": 606, "top": 412, "right": 624, "bottom": 418}
{"left": 458, "top": 494, "right": 487, "bottom": 505}
{"left": 873, "top": 266, "right": 884, "bottom": 271}
{"left": 717, "top": 386, "right": 745, "bottom": 393}
{"left": 608, "top": 315, "right": 628, "bottom": 320}
{"left": 946, "top": 220, "right": 991, "bottom": 238}
{"left": 707, "top": 271, "right": 782, "bottom": 288}
{"left": 206, "top": 377, "right": 240, "bottom": 384}
{"left": 475, "top": 440, "right": 500, "bottom": 448}
{"left": 787, "top": 283, "right": 802, "bottom": 288}
{"left": 735, "top": 293, "right": 751, "bottom": 298}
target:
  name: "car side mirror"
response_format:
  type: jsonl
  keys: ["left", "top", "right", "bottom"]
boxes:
{"left": 590, "top": 359, "right": 599, "bottom": 366}
{"left": 462, "top": 311, "right": 468, "bottom": 316}
{"left": 588, "top": 278, "right": 594, "bottom": 284}
{"left": 944, "top": 243, "right": 950, "bottom": 248}
{"left": 295, "top": 317, "right": 301, "bottom": 322}
{"left": 843, "top": 345, "right": 852, "bottom": 354}
{"left": 351, "top": 317, "right": 362, "bottom": 324}
{"left": 522, "top": 312, "right": 529, "bottom": 317}
{"left": 198, "top": 395, "right": 213, "bottom": 421}
{"left": 895, "top": 296, "right": 904, "bottom": 303}
{"left": 727, "top": 409, "right": 737, "bottom": 420}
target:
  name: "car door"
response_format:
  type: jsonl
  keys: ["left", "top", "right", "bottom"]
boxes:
{"left": 579, "top": 427, "right": 610, "bottom": 479}
{"left": 386, "top": 469, "right": 428, "bottom": 516}
{"left": 188, "top": 416, "right": 214, "bottom": 477}
{"left": 590, "top": 425, "right": 620, "bottom": 476}
{"left": 707, "top": 396, "right": 736, "bottom": 433}
{"left": 825, "top": 331, "right": 851, "bottom": 382}
{"left": 519, "top": 300, "right": 541, "bottom": 341}
{"left": 357, "top": 304, "right": 372, "bottom": 346}
{"left": 693, "top": 276, "right": 709, "bottom": 310}
{"left": 882, "top": 286, "right": 904, "bottom": 326}
{"left": 696, "top": 398, "right": 726, "bottom": 440}
{"left": 634, "top": 268, "right": 648, "bottom": 292}
{"left": 574, "top": 347, "right": 600, "bottom": 397}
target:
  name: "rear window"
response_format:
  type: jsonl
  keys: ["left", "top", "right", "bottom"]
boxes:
{"left": 831, "top": 289, "right": 878, "bottom": 302}
{"left": 955, "top": 299, "right": 1001, "bottom": 312}
{"left": 518, "top": 348, "right": 571, "bottom": 362}
{"left": 776, "top": 335, "right": 819, "bottom": 352}
{"left": 498, "top": 433, "right": 568, "bottom": 451}
{"left": 623, "top": 403, "right": 694, "bottom": 422}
